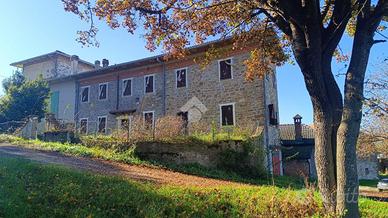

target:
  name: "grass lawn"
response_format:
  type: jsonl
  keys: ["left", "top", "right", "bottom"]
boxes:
{"left": 0, "top": 134, "right": 305, "bottom": 189}
{"left": 0, "top": 156, "right": 387, "bottom": 218}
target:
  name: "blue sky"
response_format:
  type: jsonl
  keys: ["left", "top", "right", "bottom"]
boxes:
{"left": 0, "top": 1, "right": 386, "bottom": 124}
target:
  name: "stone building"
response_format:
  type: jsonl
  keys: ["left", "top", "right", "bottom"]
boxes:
{"left": 11, "top": 51, "right": 95, "bottom": 122}
{"left": 278, "top": 114, "right": 378, "bottom": 180}
{"left": 11, "top": 40, "right": 281, "bottom": 173}
{"left": 62, "top": 41, "right": 280, "bottom": 141}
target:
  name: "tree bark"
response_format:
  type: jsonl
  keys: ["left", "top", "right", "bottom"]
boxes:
{"left": 292, "top": 39, "right": 338, "bottom": 212}
{"left": 336, "top": 1, "right": 385, "bottom": 215}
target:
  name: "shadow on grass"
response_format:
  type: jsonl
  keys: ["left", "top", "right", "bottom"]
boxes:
{"left": 147, "top": 160, "right": 308, "bottom": 189}
{"left": 1, "top": 156, "right": 386, "bottom": 218}
{"left": 0, "top": 156, "right": 229, "bottom": 217}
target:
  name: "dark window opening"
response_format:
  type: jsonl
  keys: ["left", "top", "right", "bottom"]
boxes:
{"left": 145, "top": 75, "right": 154, "bottom": 93}
{"left": 81, "top": 87, "right": 89, "bottom": 102}
{"left": 98, "top": 117, "right": 107, "bottom": 133}
{"left": 219, "top": 59, "right": 232, "bottom": 80}
{"left": 176, "top": 69, "right": 187, "bottom": 88}
{"left": 120, "top": 118, "right": 129, "bottom": 130}
{"left": 99, "top": 83, "right": 107, "bottom": 100}
{"left": 123, "top": 79, "right": 132, "bottom": 96}
{"left": 80, "top": 119, "right": 87, "bottom": 134}
{"left": 177, "top": 111, "right": 189, "bottom": 130}
{"left": 268, "top": 104, "right": 278, "bottom": 125}
{"left": 144, "top": 112, "right": 154, "bottom": 128}
{"left": 221, "top": 104, "right": 234, "bottom": 126}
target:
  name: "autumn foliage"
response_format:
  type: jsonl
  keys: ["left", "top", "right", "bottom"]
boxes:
{"left": 62, "top": 0, "right": 288, "bottom": 79}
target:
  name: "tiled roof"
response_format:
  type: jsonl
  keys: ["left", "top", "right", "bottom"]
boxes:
{"left": 279, "top": 124, "right": 315, "bottom": 140}
{"left": 48, "top": 38, "right": 236, "bottom": 82}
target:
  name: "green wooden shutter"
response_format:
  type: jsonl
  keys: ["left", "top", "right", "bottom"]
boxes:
{"left": 50, "top": 91, "right": 59, "bottom": 117}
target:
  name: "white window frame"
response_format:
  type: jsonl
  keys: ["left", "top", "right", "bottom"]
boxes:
{"left": 80, "top": 86, "right": 90, "bottom": 103}
{"left": 143, "top": 111, "right": 155, "bottom": 127}
{"left": 219, "top": 103, "right": 236, "bottom": 126}
{"left": 79, "top": 118, "right": 88, "bottom": 134}
{"left": 98, "top": 83, "right": 108, "bottom": 101}
{"left": 122, "top": 78, "right": 133, "bottom": 97}
{"left": 97, "top": 115, "right": 107, "bottom": 134}
{"left": 218, "top": 57, "right": 234, "bottom": 81}
{"left": 175, "top": 67, "right": 188, "bottom": 88}
{"left": 117, "top": 115, "right": 132, "bottom": 130}
{"left": 144, "top": 74, "right": 155, "bottom": 94}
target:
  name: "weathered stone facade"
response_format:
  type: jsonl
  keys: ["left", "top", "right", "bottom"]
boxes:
{"left": 164, "top": 53, "right": 266, "bottom": 128}
{"left": 11, "top": 51, "right": 95, "bottom": 122}
{"left": 76, "top": 51, "right": 278, "bottom": 138}
{"left": 357, "top": 157, "right": 379, "bottom": 180}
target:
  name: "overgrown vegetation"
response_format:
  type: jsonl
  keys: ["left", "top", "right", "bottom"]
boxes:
{"left": 1, "top": 156, "right": 386, "bottom": 218}
{"left": 0, "top": 134, "right": 296, "bottom": 188}
{"left": 103, "top": 115, "right": 259, "bottom": 145}
{"left": 218, "top": 137, "right": 266, "bottom": 178}
{"left": 0, "top": 134, "right": 143, "bottom": 165}
{"left": 0, "top": 72, "right": 50, "bottom": 132}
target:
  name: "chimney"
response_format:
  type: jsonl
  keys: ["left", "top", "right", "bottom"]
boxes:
{"left": 102, "top": 59, "right": 109, "bottom": 67}
{"left": 70, "top": 55, "right": 79, "bottom": 75}
{"left": 293, "top": 114, "right": 302, "bottom": 140}
{"left": 94, "top": 60, "right": 101, "bottom": 68}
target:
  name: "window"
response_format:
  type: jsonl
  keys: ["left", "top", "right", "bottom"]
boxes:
{"left": 176, "top": 68, "right": 187, "bottom": 88}
{"left": 144, "top": 75, "right": 154, "bottom": 93}
{"left": 98, "top": 116, "right": 107, "bottom": 134}
{"left": 220, "top": 103, "right": 235, "bottom": 126}
{"left": 219, "top": 58, "right": 232, "bottom": 80}
{"left": 143, "top": 111, "right": 154, "bottom": 128}
{"left": 122, "top": 79, "right": 132, "bottom": 96}
{"left": 120, "top": 118, "right": 129, "bottom": 129}
{"left": 80, "top": 118, "right": 88, "bottom": 134}
{"left": 99, "top": 83, "right": 108, "bottom": 100}
{"left": 268, "top": 104, "right": 278, "bottom": 125}
{"left": 177, "top": 111, "right": 189, "bottom": 134}
{"left": 81, "top": 86, "right": 89, "bottom": 103}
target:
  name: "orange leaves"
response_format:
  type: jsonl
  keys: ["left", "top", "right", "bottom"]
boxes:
{"left": 63, "top": 0, "right": 288, "bottom": 76}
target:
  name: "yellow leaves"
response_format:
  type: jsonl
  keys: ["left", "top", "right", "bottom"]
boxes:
{"left": 345, "top": 16, "right": 357, "bottom": 37}
{"left": 333, "top": 47, "right": 349, "bottom": 63}
{"left": 244, "top": 48, "right": 271, "bottom": 81}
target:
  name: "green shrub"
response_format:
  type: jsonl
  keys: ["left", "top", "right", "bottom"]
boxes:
{"left": 218, "top": 137, "right": 266, "bottom": 178}
{"left": 79, "top": 134, "right": 132, "bottom": 151}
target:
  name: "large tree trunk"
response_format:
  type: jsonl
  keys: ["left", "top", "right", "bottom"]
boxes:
{"left": 336, "top": 3, "right": 384, "bottom": 215}
{"left": 292, "top": 40, "right": 338, "bottom": 212}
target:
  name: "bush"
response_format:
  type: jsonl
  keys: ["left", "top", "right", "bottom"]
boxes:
{"left": 79, "top": 134, "right": 132, "bottom": 152}
{"left": 154, "top": 116, "right": 185, "bottom": 140}
{"left": 218, "top": 137, "right": 266, "bottom": 178}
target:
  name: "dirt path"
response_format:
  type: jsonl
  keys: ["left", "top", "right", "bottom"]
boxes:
{"left": 0, "top": 143, "right": 248, "bottom": 188}
{"left": 1, "top": 143, "right": 387, "bottom": 201}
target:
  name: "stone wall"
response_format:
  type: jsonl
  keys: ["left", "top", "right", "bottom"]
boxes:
{"left": 357, "top": 157, "right": 379, "bottom": 180}
{"left": 23, "top": 60, "right": 55, "bottom": 81}
{"left": 23, "top": 56, "right": 93, "bottom": 81}
{"left": 77, "top": 72, "right": 166, "bottom": 134}
{"left": 165, "top": 53, "right": 266, "bottom": 128}
{"left": 76, "top": 52, "right": 274, "bottom": 134}
{"left": 134, "top": 139, "right": 264, "bottom": 171}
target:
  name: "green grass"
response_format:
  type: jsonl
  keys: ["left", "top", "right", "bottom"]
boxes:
{"left": 0, "top": 134, "right": 305, "bottom": 190}
{"left": 152, "top": 162, "right": 307, "bottom": 189}
{"left": 0, "top": 156, "right": 387, "bottom": 218}
{"left": 0, "top": 134, "right": 144, "bottom": 165}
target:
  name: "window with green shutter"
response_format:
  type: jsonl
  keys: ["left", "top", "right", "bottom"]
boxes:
{"left": 50, "top": 91, "right": 59, "bottom": 117}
